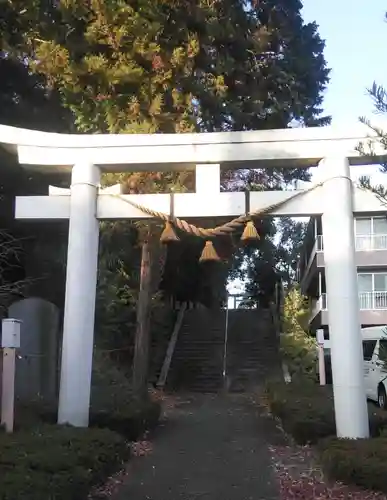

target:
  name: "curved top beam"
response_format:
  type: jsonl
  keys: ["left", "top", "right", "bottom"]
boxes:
{"left": 0, "top": 122, "right": 385, "bottom": 173}
{"left": 0, "top": 122, "right": 381, "bottom": 148}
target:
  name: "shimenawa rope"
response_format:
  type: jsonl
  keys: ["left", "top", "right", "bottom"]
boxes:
{"left": 107, "top": 180, "right": 328, "bottom": 239}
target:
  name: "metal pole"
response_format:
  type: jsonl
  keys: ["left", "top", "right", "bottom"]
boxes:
{"left": 222, "top": 298, "right": 230, "bottom": 387}
{"left": 316, "top": 329, "right": 326, "bottom": 386}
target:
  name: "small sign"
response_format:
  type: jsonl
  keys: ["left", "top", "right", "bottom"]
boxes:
{"left": 1, "top": 319, "right": 21, "bottom": 349}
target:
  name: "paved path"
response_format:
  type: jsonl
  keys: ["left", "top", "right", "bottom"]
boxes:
{"left": 114, "top": 393, "right": 283, "bottom": 500}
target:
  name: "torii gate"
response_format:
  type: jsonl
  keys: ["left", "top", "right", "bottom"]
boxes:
{"left": 1, "top": 123, "right": 386, "bottom": 438}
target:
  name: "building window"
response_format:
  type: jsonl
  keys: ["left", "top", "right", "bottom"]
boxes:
{"left": 375, "top": 273, "right": 387, "bottom": 292}
{"left": 355, "top": 217, "right": 387, "bottom": 250}
{"left": 379, "top": 339, "right": 387, "bottom": 362}
{"left": 356, "top": 218, "right": 372, "bottom": 235}
{"left": 358, "top": 273, "right": 387, "bottom": 309}
{"left": 363, "top": 339, "right": 377, "bottom": 361}
{"left": 374, "top": 218, "right": 387, "bottom": 234}
{"left": 358, "top": 273, "right": 373, "bottom": 293}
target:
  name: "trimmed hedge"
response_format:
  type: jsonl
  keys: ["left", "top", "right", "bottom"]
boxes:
{"left": 90, "top": 400, "right": 161, "bottom": 440}
{"left": 16, "top": 399, "right": 161, "bottom": 440}
{"left": 265, "top": 379, "right": 387, "bottom": 444}
{"left": 0, "top": 425, "right": 130, "bottom": 500}
{"left": 319, "top": 435, "right": 387, "bottom": 494}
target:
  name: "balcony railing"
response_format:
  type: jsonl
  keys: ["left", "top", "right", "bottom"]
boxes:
{"left": 317, "top": 291, "right": 387, "bottom": 311}
{"left": 316, "top": 234, "right": 387, "bottom": 252}
{"left": 356, "top": 234, "right": 387, "bottom": 251}
{"left": 310, "top": 294, "right": 327, "bottom": 320}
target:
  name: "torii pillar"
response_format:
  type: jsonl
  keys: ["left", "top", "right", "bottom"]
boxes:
{"left": 321, "top": 156, "right": 369, "bottom": 438}
{"left": 58, "top": 162, "right": 100, "bottom": 426}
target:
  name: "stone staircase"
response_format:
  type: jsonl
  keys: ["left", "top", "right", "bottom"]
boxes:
{"left": 225, "top": 309, "right": 280, "bottom": 392}
{"left": 165, "top": 307, "right": 280, "bottom": 392}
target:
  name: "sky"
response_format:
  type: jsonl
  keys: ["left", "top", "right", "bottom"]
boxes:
{"left": 302, "top": 0, "right": 387, "bottom": 183}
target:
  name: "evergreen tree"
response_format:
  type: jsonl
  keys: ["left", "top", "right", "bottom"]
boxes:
{"left": 0, "top": 1, "right": 70, "bottom": 130}
{"left": 275, "top": 217, "right": 307, "bottom": 285}
{"left": 13, "top": 0, "right": 329, "bottom": 134}
{"left": 357, "top": 11, "right": 387, "bottom": 195}
{"left": 360, "top": 79, "right": 387, "bottom": 171}
{"left": 0, "top": 4, "right": 72, "bottom": 313}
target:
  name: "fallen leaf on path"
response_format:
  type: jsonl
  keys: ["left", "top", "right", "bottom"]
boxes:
{"left": 270, "top": 444, "right": 387, "bottom": 500}
{"left": 130, "top": 440, "right": 153, "bottom": 457}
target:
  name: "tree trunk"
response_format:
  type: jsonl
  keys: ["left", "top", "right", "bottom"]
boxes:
{"left": 132, "top": 236, "right": 153, "bottom": 401}
{"left": 150, "top": 239, "right": 166, "bottom": 293}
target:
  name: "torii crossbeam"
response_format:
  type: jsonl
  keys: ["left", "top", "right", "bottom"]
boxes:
{"left": 2, "top": 123, "right": 387, "bottom": 438}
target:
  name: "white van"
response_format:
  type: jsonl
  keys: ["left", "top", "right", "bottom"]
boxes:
{"left": 362, "top": 326, "right": 387, "bottom": 408}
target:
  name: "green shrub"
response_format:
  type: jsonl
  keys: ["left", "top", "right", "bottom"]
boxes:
{"left": 16, "top": 399, "right": 161, "bottom": 441}
{"left": 265, "top": 379, "right": 335, "bottom": 443}
{"left": 89, "top": 350, "right": 161, "bottom": 439}
{"left": 90, "top": 400, "right": 161, "bottom": 440}
{"left": 319, "top": 435, "right": 387, "bottom": 494}
{"left": 0, "top": 425, "right": 130, "bottom": 500}
{"left": 265, "top": 379, "right": 387, "bottom": 444}
{"left": 281, "top": 288, "right": 317, "bottom": 381}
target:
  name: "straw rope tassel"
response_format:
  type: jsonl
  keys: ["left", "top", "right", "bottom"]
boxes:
{"left": 240, "top": 220, "right": 260, "bottom": 243}
{"left": 240, "top": 190, "right": 260, "bottom": 243}
{"left": 160, "top": 221, "right": 179, "bottom": 243}
{"left": 199, "top": 241, "right": 220, "bottom": 263}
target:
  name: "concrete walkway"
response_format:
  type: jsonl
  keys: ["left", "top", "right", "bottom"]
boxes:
{"left": 114, "top": 393, "right": 282, "bottom": 500}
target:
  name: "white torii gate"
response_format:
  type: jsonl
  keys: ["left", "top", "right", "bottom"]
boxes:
{"left": 1, "top": 123, "right": 387, "bottom": 438}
